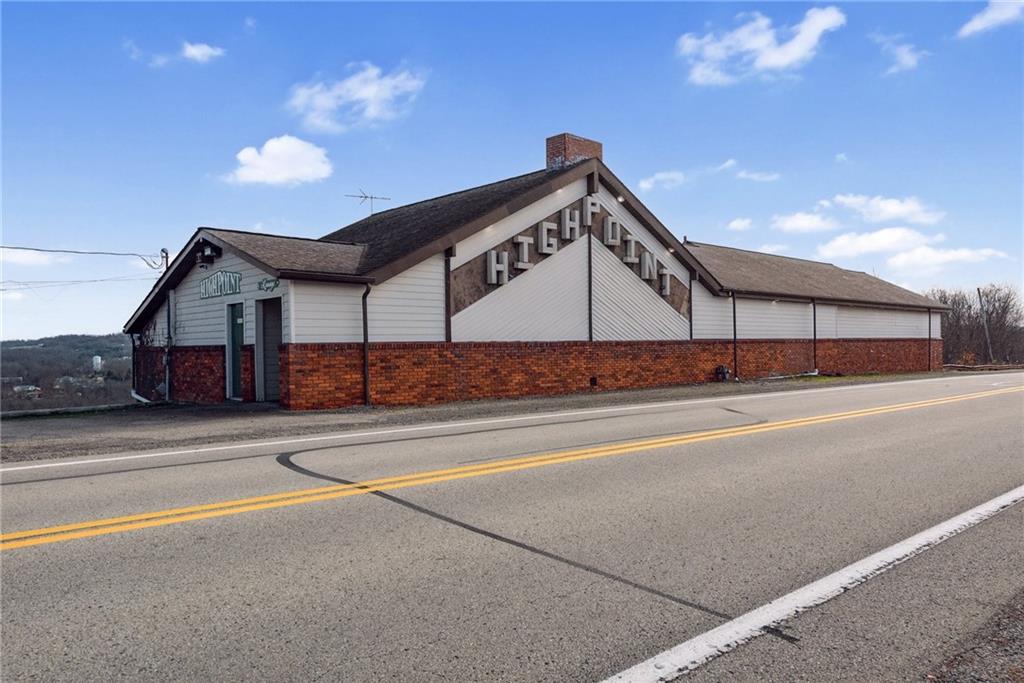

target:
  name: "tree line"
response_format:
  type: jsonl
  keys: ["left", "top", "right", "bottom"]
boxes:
{"left": 925, "top": 284, "right": 1024, "bottom": 365}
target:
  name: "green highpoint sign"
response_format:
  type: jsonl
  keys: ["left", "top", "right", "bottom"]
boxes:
{"left": 199, "top": 270, "right": 241, "bottom": 299}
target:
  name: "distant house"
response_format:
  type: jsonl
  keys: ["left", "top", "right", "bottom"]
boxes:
{"left": 12, "top": 385, "right": 42, "bottom": 399}
{"left": 126, "top": 133, "right": 946, "bottom": 410}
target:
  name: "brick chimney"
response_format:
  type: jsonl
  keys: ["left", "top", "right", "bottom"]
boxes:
{"left": 546, "top": 133, "right": 602, "bottom": 170}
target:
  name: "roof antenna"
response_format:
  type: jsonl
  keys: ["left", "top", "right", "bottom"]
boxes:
{"left": 345, "top": 189, "right": 391, "bottom": 216}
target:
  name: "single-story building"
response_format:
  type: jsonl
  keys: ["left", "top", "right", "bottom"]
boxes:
{"left": 125, "top": 133, "right": 946, "bottom": 409}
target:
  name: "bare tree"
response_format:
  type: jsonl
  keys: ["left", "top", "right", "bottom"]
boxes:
{"left": 926, "top": 284, "right": 1024, "bottom": 364}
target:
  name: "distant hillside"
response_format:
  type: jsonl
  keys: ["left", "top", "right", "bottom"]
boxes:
{"left": 1, "top": 333, "right": 134, "bottom": 410}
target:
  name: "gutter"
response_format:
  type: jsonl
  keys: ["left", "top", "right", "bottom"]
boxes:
{"left": 362, "top": 283, "right": 372, "bottom": 406}
{"left": 724, "top": 288, "right": 948, "bottom": 313}
{"left": 278, "top": 270, "right": 375, "bottom": 285}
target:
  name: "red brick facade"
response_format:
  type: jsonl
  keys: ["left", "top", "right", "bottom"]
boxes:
{"left": 132, "top": 345, "right": 167, "bottom": 401}
{"left": 816, "top": 339, "right": 941, "bottom": 375}
{"left": 241, "top": 345, "right": 256, "bottom": 402}
{"left": 277, "top": 338, "right": 943, "bottom": 410}
{"left": 169, "top": 346, "right": 225, "bottom": 404}
{"left": 136, "top": 338, "right": 942, "bottom": 409}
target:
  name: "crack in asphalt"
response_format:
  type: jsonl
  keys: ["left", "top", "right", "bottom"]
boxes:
{"left": 275, "top": 451, "right": 800, "bottom": 645}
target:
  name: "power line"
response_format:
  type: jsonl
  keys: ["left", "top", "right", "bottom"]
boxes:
{"left": 1, "top": 276, "right": 159, "bottom": 292}
{"left": 1, "top": 245, "right": 168, "bottom": 269}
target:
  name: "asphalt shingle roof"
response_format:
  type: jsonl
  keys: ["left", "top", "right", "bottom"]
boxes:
{"left": 685, "top": 241, "right": 945, "bottom": 309}
{"left": 320, "top": 167, "right": 571, "bottom": 275}
{"left": 205, "top": 228, "right": 367, "bottom": 276}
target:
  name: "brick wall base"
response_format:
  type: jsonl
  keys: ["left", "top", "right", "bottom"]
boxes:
{"left": 134, "top": 339, "right": 943, "bottom": 409}
{"left": 132, "top": 345, "right": 167, "bottom": 401}
{"left": 169, "top": 346, "right": 225, "bottom": 404}
{"left": 278, "top": 338, "right": 943, "bottom": 410}
{"left": 241, "top": 345, "right": 256, "bottom": 402}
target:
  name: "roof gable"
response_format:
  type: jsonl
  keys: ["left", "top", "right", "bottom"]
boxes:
{"left": 320, "top": 159, "right": 710, "bottom": 285}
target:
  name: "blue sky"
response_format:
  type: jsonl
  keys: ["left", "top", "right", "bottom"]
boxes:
{"left": 2, "top": 2, "right": 1021, "bottom": 340}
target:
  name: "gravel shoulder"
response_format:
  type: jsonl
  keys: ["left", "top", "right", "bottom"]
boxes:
{"left": 927, "top": 588, "right": 1024, "bottom": 682}
{"left": 0, "top": 371, "right": 985, "bottom": 463}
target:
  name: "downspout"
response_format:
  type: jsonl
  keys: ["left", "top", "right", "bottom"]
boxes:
{"left": 362, "top": 283, "right": 372, "bottom": 406}
{"left": 130, "top": 333, "right": 139, "bottom": 398}
{"left": 731, "top": 291, "right": 738, "bottom": 380}
{"left": 927, "top": 307, "right": 932, "bottom": 371}
{"left": 688, "top": 272, "right": 694, "bottom": 340}
{"left": 587, "top": 229, "right": 594, "bottom": 342}
{"left": 812, "top": 299, "right": 818, "bottom": 372}
{"left": 165, "top": 291, "right": 175, "bottom": 402}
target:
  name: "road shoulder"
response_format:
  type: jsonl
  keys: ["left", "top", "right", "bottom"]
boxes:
{"left": 2, "top": 371, "right": 1003, "bottom": 463}
{"left": 683, "top": 503, "right": 1024, "bottom": 682}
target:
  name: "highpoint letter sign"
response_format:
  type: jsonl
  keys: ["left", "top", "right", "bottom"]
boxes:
{"left": 199, "top": 271, "right": 242, "bottom": 299}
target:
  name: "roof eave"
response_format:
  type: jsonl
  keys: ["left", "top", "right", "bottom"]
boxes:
{"left": 594, "top": 161, "right": 724, "bottom": 291}
{"left": 279, "top": 270, "right": 374, "bottom": 284}
{"left": 728, "top": 288, "right": 950, "bottom": 311}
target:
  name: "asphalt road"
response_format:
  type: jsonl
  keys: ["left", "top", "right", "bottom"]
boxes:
{"left": 2, "top": 373, "right": 1022, "bottom": 681}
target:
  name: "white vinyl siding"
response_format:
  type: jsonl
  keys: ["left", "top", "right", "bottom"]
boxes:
{"left": 835, "top": 306, "right": 931, "bottom": 338}
{"left": 368, "top": 255, "right": 445, "bottom": 342}
{"left": 146, "top": 300, "right": 170, "bottom": 344}
{"left": 691, "top": 280, "right": 733, "bottom": 339}
{"left": 289, "top": 256, "right": 445, "bottom": 343}
{"left": 591, "top": 236, "right": 690, "bottom": 341}
{"left": 290, "top": 281, "right": 364, "bottom": 343}
{"left": 451, "top": 178, "right": 589, "bottom": 269}
{"left": 815, "top": 304, "right": 839, "bottom": 339}
{"left": 172, "top": 252, "right": 288, "bottom": 347}
{"left": 452, "top": 235, "right": 589, "bottom": 342}
{"left": 931, "top": 311, "right": 942, "bottom": 338}
{"left": 735, "top": 298, "right": 813, "bottom": 339}
{"left": 595, "top": 187, "right": 691, "bottom": 286}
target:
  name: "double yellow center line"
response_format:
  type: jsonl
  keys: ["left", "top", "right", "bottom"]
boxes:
{"left": 2, "top": 385, "right": 1020, "bottom": 551}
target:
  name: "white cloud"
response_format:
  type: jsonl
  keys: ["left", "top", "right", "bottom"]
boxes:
{"left": 224, "top": 135, "right": 332, "bottom": 186}
{"left": 288, "top": 62, "right": 426, "bottom": 134}
{"left": 716, "top": 159, "right": 738, "bottom": 171}
{"left": 676, "top": 7, "right": 846, "bottom": 86}
{"left": 727, "top": 217, "right": 753, "bottom": 231}
{"left": 887, "top": 245, "right": 1008, "bottom": 273}
{"left": 833, "top": 193, "right": 945, "bottom": 225}
{"left": 958, "top": 1, "right": 1024, "bottom": 38}
{"left": 638, "top": 170, "right": 687, "bottom": 192}
{"left": 736, "top": 169, "right": 780, "bottom": 182}
{"left": 834, "top": 153, "right": 849, "bottom": 163}
{"left": 149, "top": 54, "right": 171, "bottom": 68}
{"left": 772, "top": 211, "right": 839, "bottom": 233}
{"left": 0, "top": 248, "right": 72, "bottom": 266}
{"left": 816, "top": 227, "right": 945, "bottom": 259}
{"left": 181, "top": 42, "right": 225, "bottom": 63}
{"left": 1, "top": 291, "right": 27, "bottom": 302}
{"left": 871, "top": 34, "right": 929, "bottom": 76}
{"left": 244, "top": 17, "right": 257, "bottom": 31}
{"left": 759, "top": 244, "right": 790, "bottom": 255}
{"left": 123, "top": 39, "right": 143, "bottom": 61}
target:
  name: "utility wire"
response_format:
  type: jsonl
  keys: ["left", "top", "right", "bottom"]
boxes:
{"left": 1, "top": 276, "right": 159, "bottom": 292}
{"left": 1, "top": 245, "right": 167, "bottom": 269}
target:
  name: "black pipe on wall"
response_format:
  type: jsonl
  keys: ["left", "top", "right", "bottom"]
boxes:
{"left": 812, "top": 299, "right": 818, "bottom": 371}
{"left": 362, "top": 284, "right": 372, "bottom": 406}
{"left": 731, "top": 292, "right": 738, "bottom": 379}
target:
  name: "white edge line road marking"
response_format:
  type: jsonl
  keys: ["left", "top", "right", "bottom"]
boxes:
{"left": 602, "top": 483, "right": 1024, "bottom": 683}
{"left": 2, "top": 372, "right": 1021, "bottom": 474}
